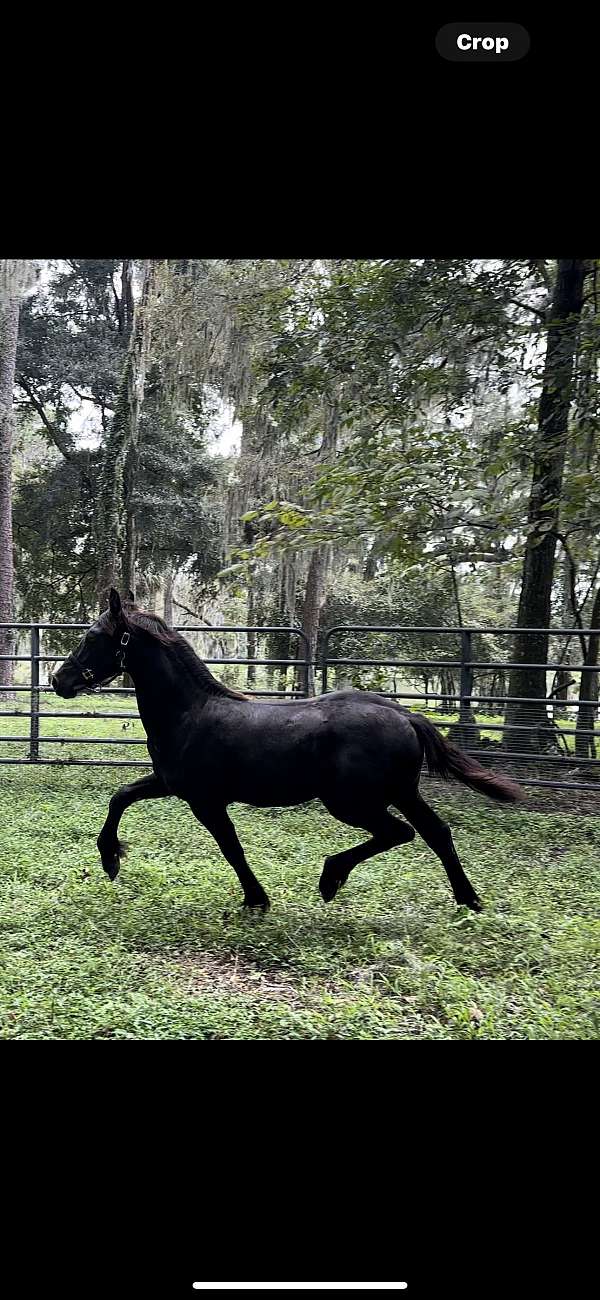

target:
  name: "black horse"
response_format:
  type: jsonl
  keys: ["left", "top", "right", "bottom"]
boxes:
{"left": 52, "top": 590, "right": 522, "bottom": 914}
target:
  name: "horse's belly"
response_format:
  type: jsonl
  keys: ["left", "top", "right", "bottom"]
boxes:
{"left": 229, "top": 765, "right": 317, "bottom": 807}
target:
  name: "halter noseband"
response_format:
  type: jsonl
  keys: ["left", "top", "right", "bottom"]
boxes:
{"left": 69, "top": 630, "right": 131, "bottom": 688}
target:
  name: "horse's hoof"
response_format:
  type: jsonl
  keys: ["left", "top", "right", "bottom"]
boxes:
{"left": 319, "top": 856, "right": 347, "bottom": 902}
{"left": 243, "top": 894, "right": 270, "bottom": 912}
{"left": 457, "top": 893, "right": 483, "bottom": 913}
{"left": 319, "top": 875, "right": 341, "bottom": 903}
{"left": 97, "top": 834, "right": 126, "bottom": 882}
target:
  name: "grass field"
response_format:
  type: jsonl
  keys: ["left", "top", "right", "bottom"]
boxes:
{"left": 1, "top": 717, "right": 599, "bottom": 1038}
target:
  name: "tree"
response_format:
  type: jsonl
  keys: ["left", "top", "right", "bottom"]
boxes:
{"left": 16, "top": 259, "right": 132, "bottom": 458}
{"left": 134, "top": 365, "right": 222, "bottom": 593}
{"left": 226, "top": 259, "right": 600, "bottom": 745}
{"left": 12, "top": 451, "right": 99, "bottom": 651}
{"left": 505, "top": 260, "right": 589, "bottom": 748}
{"left": 15, "top": 259, "right": 138, "bottom": 599}
{"left": 229, "top": 260, "right": 543, "bottom": 572}
{"left": 0, "top": 260, "right": 40, "bottom": 690}
{"left": 94, "top": 260, "right": 157, "bottom": 598}
{"left": 295, "top": 389, "right": 339, "bottom": 693}
{"left": 148, "top": 258, "right": 322, "bottom": 688}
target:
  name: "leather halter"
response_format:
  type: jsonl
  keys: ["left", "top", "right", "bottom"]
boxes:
{"left": 69, "top": 630, "right": 130, "bottom": 689}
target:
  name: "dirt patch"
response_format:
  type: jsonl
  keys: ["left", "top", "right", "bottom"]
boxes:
{"left": 146, "top": 947, "right": 385, "bottom": 1007}
{"left": 156, "top": 949, "right": 310, "bottom": 1005}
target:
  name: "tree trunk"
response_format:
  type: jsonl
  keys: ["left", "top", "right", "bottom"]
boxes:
{"left": 575, "top": 584, "right": 600, "bottom": 759}
{"left": 553, "top": 554, "right": 573, "bottom": 719}
{"left": 446, "top": 563, "right": 480, "bottom": 746}
{"left": 118, "top": 259, "right": 135, "bottom": 336}
{"left": 299, "top": 546, "right": 329, "bottom": 695}
{"left": 122, "top": 499, "right": 137, "bottom": 599}
{"left": 297, "top": 391, "right": 339, "bottom": 695}
{"left": 163, "top": 569, "right": 175, "bottom": 627}
{"left": 246, "top": 572, "right": 257, "bottom": 688}
{"left": 95, "top": 260, "right": 155, "bottom": 603}
{"left": 276, "top": 555, "right": 295, "bottom": 693}
{"left": 505, "top": 259, "right": 587, "bottom": 751}
{"left": 0, "top": 298, "right": 20, "bottom": 692}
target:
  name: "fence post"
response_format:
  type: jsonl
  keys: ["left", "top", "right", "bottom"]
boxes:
{"left": 302, "top": 633, "right": 310, "bottom": 697}
{"left": 30, "top": 624, "right": 40, "bottom": 762}
{"left": 321, "top": 630, "right": 329, "bottom": 694}
{"left": 456, "top": 629, "right": 475, "bottom": 749}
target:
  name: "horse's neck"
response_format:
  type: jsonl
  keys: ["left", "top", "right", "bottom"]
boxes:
{"left": 130, "top": 645, "right": 196, "bottom": 739}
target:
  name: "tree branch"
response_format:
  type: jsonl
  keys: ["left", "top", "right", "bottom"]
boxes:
{"left": 17, "top": 375, "right": 77, "bottom": 461}
{"left": 507, "top": 297, "right": 547, "bottom": 320}
{"left": 16, "top": 374, "right": 94, "bottom": 493}
{"left": 111, "top": 275, "right": 122, "bottom": 330}
{"left": 172, "top": 597, "right": 214, "bottom": 626}
{"left": 67, "top": 382, "right": 113, "bottom": 412}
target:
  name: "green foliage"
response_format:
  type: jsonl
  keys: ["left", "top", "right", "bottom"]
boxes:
{"left": 16, "top": 259, "right": 128, "bottom": 441}
{"left": 134, "top": 367, "right": 223, "bottom": 586}
{"left": 12, "top": 452, "right": 100, "bottom": 639}
{"left": 13, "top": 265, "right": 229, "bottom": 617}
{"left": 218, "top": 261, "right": 552, "bottom": 578}
{"left": 11, "top": 258, "right": 600, "bottom": 685}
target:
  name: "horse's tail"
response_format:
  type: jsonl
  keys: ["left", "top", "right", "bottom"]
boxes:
{"left": 407, "top": 712, "right": 523, "bottom": 804}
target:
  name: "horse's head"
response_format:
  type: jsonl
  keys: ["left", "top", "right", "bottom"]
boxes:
{"left": 51, "top": 589, "right": 132, "bottom": 698}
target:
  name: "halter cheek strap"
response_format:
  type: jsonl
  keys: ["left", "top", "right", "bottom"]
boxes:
{"left": 116, "top": 631, "right": 130, "bottom": 671}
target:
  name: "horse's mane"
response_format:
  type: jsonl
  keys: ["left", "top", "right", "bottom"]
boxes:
{"left": 121, "top": 608, "right": 247, "bottom": 700}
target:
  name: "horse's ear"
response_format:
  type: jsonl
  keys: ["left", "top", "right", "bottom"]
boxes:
{"left": 108, "top": 588, "right": 122, "bottom": 620}
{"left": 126, "top": 590, "right": 135, "bottom": 604}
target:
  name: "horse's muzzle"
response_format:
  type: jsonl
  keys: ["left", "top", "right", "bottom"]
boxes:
{"left": 51, "top": 674, "right": 75, "bottom": 698}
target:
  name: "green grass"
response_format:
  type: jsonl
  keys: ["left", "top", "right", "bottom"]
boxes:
{"left": 0, "top": 692, "right": 150, "bottom": 764}
{"left": 0, "top": 761, "right": 598, "bottom": 1039}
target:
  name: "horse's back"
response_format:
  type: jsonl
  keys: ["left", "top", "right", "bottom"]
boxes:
{"left": 170, "top": 688, "right": 422, "bottom": 809}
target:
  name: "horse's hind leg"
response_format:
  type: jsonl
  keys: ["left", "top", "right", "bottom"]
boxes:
{"left": 397, "top": 792, "right": 482, "bottom": 912}
{"left": 190, "top": 804, "right": 270, "bottom": 911}
{"left": 97, "top": 772, "right": 168, "bottom": 880}
{"left": 319, "top": 809, "right": 415, "bottom": 902}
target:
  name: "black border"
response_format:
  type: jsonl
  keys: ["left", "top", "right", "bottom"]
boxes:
{"left": 4, "top": 1061, "right": 593, "bottom": 1299}
{"left": 4, "top": 13, "right": 599, "bottom": 253}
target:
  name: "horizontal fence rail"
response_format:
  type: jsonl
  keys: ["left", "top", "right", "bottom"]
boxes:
{"left": 1, "top": 621, "right": 600, "bottom": 796}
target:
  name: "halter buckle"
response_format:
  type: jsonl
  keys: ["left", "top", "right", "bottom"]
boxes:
{"left": 82, "top": 668, "right": 94, "bottom": 682}
{"left": 120, "top": 632, "right": 130, "bottom": 648}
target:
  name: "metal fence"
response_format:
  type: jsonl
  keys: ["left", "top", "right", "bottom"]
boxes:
{"left": 1, "top": 621, "right": 599, "bottom": 793}
{"left": 321, "top": 625, "right": 600, "bottom": 792}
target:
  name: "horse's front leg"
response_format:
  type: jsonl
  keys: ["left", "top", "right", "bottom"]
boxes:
{"left": 190, "top": 803, "right": 270, "bottom": 911}
{"left": 97, "top": 773, "right": 168, "bottom": 880}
